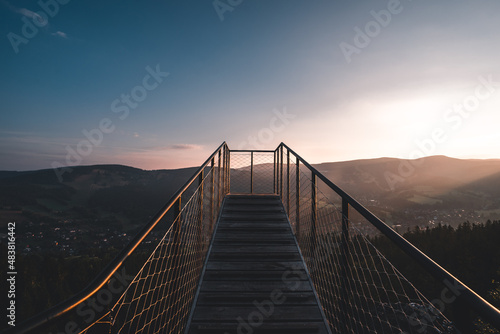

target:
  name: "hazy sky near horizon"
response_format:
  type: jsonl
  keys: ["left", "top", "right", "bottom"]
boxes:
{"left": 1, "top": 0, "right": 500, "bottom": 171}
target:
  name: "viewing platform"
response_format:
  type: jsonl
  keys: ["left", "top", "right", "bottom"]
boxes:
{"left": 7, "top": 142, "right": 500, "bottom": 334}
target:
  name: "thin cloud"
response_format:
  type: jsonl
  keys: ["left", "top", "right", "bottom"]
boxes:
{"left": 169, "top": 144, "right": 203, "bottom": 150}
{"left": 18, "top": 8, "right": 39, "bottom": 19}
{"left": 52, "top": 31, "right": 68, "bottom": 39}
{"left": 2, "top": 1, "right": 48, "bottom": 24}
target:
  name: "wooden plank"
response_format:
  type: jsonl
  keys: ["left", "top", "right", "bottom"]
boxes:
{"left": 225, "top": 196, "right": 281, "bottom": 201}
{"left": 188, "top": 322, "right": 329, "bottom": 334}
{"left": 225, "top": 197, "right": 281, "bottom": 205}
{"left": 219, "top": 220, "right": 290, "bottom": 230}
{"left": 226, "top": 195, "right": 280, "bottom": 199}
{"left": 217, "top": 227, "right": 290, "bottom": 232}
{"left": 222, "top": 210, "right": 284, "bottom": 215}
{"left": 214, "top": 238, "right": 295, "bottom": 246}
{"left": 211, "top": 245, "right": 298, "bottom": 253}
{"left": 224, "top": 205, "right": 284, "bottom": 212}
{"left": 216, "top": 228, "right": 290, "bottom": 234}
{"left": 196, "top": 291, "right": 318, "bottom": 305}
{"left": 221, "top": 214, "right": 287, "bottom": 221}
{"left": 217, "top": 222, "right": 290, "bottom": 228}
{"left": 200, "top": 280, "right": 312, "bottom": 292}
{"left": 191, "top": 305, "right": 324, "bottom": 322}
{"left": 213, "top": 238, "right": 295, "bottom": 246}
{"left": 214, "top": 231, "right": 293, "bottom": 240}
{"left": 203, "top": 269, "right": 308, "bottom": 281}
{"left": 206, "top": 261, "right": 304, "bottom": 271}
{"left": 209, "top": 252, "right": 302, "bottom": 261}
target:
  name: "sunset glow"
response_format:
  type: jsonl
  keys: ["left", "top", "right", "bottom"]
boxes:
{"left": 1, "top": 0, "right": 500, "bottom": 171}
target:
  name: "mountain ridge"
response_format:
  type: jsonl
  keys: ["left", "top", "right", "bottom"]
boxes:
{"left": 2, "top": 155, "right": 500, "bottom": 231}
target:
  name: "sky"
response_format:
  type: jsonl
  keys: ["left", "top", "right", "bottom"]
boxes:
{"left": 1, "top": 0, "right": 500, "bottom": 171}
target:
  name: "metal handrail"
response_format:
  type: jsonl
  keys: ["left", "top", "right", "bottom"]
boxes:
{"left": 230, "top": 149, "right": 276, "bottom": 153}
{"left": 278, "top": 142, "right": 500, "bottom": 331}
{"left": 6, "top": 142, "right": 229, "bottom": 334}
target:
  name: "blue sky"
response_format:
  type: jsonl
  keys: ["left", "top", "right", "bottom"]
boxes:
{"left": 1, "top": 0, "right": 500, "bottom": 171}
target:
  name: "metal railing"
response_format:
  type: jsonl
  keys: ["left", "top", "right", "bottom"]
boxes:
{"left": 6, "top": 142, "right": 500, "bottom": 334}
{"left": 229, "top": 149, "right": 276, "bottom": 194}
{"left": 6, "top": 143, "right": 230, "bottom": 334}
{"left": 273, "top": 142, "right": 500, "bottom": 333}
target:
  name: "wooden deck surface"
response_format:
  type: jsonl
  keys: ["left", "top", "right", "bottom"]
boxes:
{"left": 186, "top": 195, "right": 331, "bottom": 334}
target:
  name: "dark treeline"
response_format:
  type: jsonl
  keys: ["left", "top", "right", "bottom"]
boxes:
{"left": 371, "top": 220, "right": 500, "bottom": 331}
{"left": 1, "top": 247, "right": 116, "bottom": 328}
{"left": 0, "top": 245, "right": 150, "bottom": 331}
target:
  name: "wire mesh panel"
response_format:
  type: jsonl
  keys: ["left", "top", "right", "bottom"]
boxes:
{"left": 71, "top": 150, "right": 230, "bottom": 334}
{"left": 252, "top": 152, "right": 275, "bottom": 194}
{"left": 229, "top": 152, "right": 251, "bottom": 194}
{"left": 106, "top": 168, "right": 226, "bottom": 334}
{"left": 282, "top": 147, "right": 458, "bottom": 334}
{"left": 229, "top": 151, "right": 275, "bottom": 194}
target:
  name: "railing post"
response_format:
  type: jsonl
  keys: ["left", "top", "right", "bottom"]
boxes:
{"left": 172, "top": 196, "right": 182, "bottom": 321}
{"left": 221, "top": 147, "right": 226, "bottom": 197}
{"left": 280, "top": 145, "right": 284, "bottom": 198}
{"left": 217, "top": 150, "right": 222, "bottom": 211}
{"left": 311, "top": 172, "right": 317, "bottom": 261}
{"left": 273, "top": 151, "right": 276, "bottom": 194}
{"left": 340, "top": 197, "right": 350, "bottom": 332}
{"left": 250, "top": 151, "right": 254, "bottom": 194}
{"left": 275, "top": 149, "right": 279, "bottom": 195}
{"left": 198, "top": 170, "right": 204, "bottom": 267}
{"left": 295, "top": 157, "right": 300, "bottom": 238}
{"left": 210, "top": 158, "right": 215, "bottom": 231}
{"left": 286, "top": 149, "right": 290, "bottom": 215}
{"left": 199, "top": 170, "right": 204, "bottom": 216}
{"left": 174, "top": 197, "right": 182, "bottom": 245}
{"left": 226, "top": 146, "right": 230, "bottom": 194}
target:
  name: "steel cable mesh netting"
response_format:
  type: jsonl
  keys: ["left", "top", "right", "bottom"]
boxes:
{"left": 281, "top": 156, "right": 457, "bottom": 334}
{"left": 80, "top": 162, "right": 228, "bottom": 334}
{"left": 229, "top": 152, "right": 275, "bottom": 194}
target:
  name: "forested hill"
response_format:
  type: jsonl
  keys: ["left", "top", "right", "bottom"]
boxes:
{"left": 316, "top": 155, "right": 500, "bottom": 207}
{"left": 371, "top": 221, "right": 500, "bottom": 319}
{"left": 0, "top": 164, "right": 197, "bottom": 228}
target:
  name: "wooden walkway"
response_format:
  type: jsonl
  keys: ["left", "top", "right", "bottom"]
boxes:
{"left": 186, "top": 194, "right": 331, "bottom": 334}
